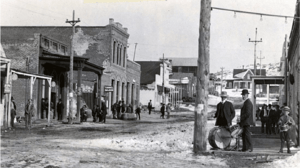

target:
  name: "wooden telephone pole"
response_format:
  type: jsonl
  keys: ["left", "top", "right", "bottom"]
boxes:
{"left": 220, "top": 67, "right": 225, "bottom": 93}
{"left": 194, "top": 0, "right": 211, "bottom": 153}
{"left": 257, "top": 51, "right": 265, "bottom": 76}
{"left": 249, "top": 28, "right": 262, "bottom": 75}
{"left": 66, "top": 10, "right": 80, "bottom": 124}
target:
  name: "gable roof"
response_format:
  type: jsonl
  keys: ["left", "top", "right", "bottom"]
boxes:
{"left": 234, "top": 69, "right": 254, "bottom": 78}
{"left": 233, "top": 69, "right": 266, "bottom": 78}
{"left": 167, "top": 57, "right": 198, "bottom": 67}
{"left": 135, "top": 61, "right": 161, "bottom": 85}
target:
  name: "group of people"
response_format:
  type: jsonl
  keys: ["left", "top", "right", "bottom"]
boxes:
{"left": 160, "top": 103, "right": 172, "bottom": 119}
{"left": 214, "top": 90, "right": 253, "bottom": 152}
{"left": 110, "top": 100, "right": 142, "bottom": 120}
{"left": 214, "top": 89, "right": 295, "bottom": 154}
{"left": 90, "top": 98, "right": 107, "bottom": 123}
{"left": 257, "top": 104, "right": 281, "bottom": 135}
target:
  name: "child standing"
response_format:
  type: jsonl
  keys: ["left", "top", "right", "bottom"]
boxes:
{"left": 278, "top": 106, "right": 295, "bottom": 154}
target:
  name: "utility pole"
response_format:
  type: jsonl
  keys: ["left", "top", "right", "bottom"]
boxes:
{"left": 284, "top": 35, "right": 288, "bottom": 104}
{"left": 249, "top": 28, "right": 262, "bottom": 75}
{"left": 133, "top": 43, "right": 138, "bottom": 61}
{"left": 194, "top": 0, "right": 211, "bottom": 153}
{"left": 66, "top": 10, "right": 80, "bottom": 124}
{"left": 220, "top": 67, "right": 225, "bottom": 93}
{"left": 162, "top": 53, "right": 165, "bottom": 104}
{"left": 257, "top": 51, "right": 265, "bottom": 76}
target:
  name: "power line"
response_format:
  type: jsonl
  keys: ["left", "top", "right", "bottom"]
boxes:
{"left": 211, "top": 7, "right": 299, "bottom": 20}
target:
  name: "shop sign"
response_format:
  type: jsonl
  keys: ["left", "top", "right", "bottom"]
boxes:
{"left": 104, "top": 86, "right": 114, "bottom": 92}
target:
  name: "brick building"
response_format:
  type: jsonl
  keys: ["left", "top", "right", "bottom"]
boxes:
{"left": 1, "top": 18, "right": 141, "bottom": 122}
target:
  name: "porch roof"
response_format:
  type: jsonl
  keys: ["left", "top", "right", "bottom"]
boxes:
{"left": 40, "top": 51, "right": 104, "bottom": 74}
{"left": 11, "top": 69, "right": 52, "bottom": 80}
{"left": 251, "top": 76, "right": 284, "bottom": 85}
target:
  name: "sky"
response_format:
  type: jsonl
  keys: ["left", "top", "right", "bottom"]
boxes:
{"left": 0, "top": 0, "right": 296, "bottom": 72}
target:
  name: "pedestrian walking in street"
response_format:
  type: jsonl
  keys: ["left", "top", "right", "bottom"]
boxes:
{"left": 101, "top": 98, "right": 107, "bottom": 124}
{"left": 214, "top": 91, "right": 235, "bottom": 128}
{"left": 166, "top": 103, "right": 172, "bottom": 119}
{"left": 265, "top": 104, "right": 273, "bottom": 135}
{"left": 160, "top": 103, "right": 165, "bottom": 119}
{"left": 25, "top": 99, "right": 34, "bottom": 129}
{"left": 10, "top": 97, "right": 17, "bottom": 128}
{"left": 135, "top": 105, "right": 141, "bottom": 120}
{"left": 278, "top": 106, "right": 295, "bottom": 154}
{"left": 57, "top": 99, "right": 64, "bottom": 121}
{"left": 80, "top": 105, "right": 88, "bottom": 122}
{"left": 238, "top": 89, "right": 253, "bottom": 152}
{"left": 148, "top": 100, "right": 152, "bottom": 115}
{"left": 94, "top": 104, "right": 101, "bottom": 122}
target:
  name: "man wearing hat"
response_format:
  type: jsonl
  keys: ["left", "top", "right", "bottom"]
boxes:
{"left": 239, "top": 89, "right": 253, "bottom": 152}
{"left": 278, "top": 106, "right": 295, "bottom": 154}
{"left": 214, "top": 91, "right": 235, "bottom": 127}
{"left": 10, "top": 97, "right": 17, "bottom": 128}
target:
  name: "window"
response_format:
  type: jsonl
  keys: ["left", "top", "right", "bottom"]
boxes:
{"left": 178, "top": 67, "right": 182, "bottom": 73}
{"left": 61, "top": 45, "right": 66, "bottom": 54}
{"left": 44, "top": 39, "right": 49, "bottom": 48}
{"left": 123, "top": 47, "right": 126, "bottom": 67}
{"left": 247, "top": 74, "right": 251, "bottom": 79}
{"left": 113, "top": 41, "right": 116, "bottom": 63}
{"left": 52, "top": 42, "right": 58, "bottom": 51}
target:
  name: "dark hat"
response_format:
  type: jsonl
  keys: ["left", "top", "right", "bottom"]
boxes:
{"left": 220, "top": 91, "right": 228, "bottom": 97}
{"left": 281, "top": 106, "right": 291, "bottom": 112}
{"left": 11, "top": 97, "right": 14, "bottom": 100}
{"left": 241, "top": 89, "right": 250, "bottom": 95}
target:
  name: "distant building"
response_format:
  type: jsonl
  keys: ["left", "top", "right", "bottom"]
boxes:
{"left": 225, "top": 68, "right": 266, "bottom": 90}
{"left": 167, "top": 57, "right": 197, "bottom": 100}
{"left": 136, "top": 60, "right": 178, "bottom": 110}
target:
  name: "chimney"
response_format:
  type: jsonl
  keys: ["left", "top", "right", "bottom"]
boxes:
{"left": 124, "top": 27, "right": 128, "bottom": 32}
{"left": 109, "top": 18, "right": 114, "bottom": 25}
{"left": 242, "top": 65, "right": 244, "bottom": 69}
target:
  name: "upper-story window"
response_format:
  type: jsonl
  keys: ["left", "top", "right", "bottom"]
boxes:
{"left": 44, "top": 39, "right": 49, "bottom": 48}
{"left": 52, "top": 42, "right": 58, "bottom": 51}
{"left": 247, "top": 74, "right": 251, "bottom": 79}
{"left": 61, "top": 45, "right": 66, "bottom": 54}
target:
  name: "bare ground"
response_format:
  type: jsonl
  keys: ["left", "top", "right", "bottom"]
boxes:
{"left": 1, "top": 111, "right": 299, "bottom": 168}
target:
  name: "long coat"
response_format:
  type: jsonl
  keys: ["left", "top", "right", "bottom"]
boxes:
{"left": 215, "top": 101, "right": 235, "bottom": 126}
{"left": 240, "top": 99, "right": 253, "bottom": 127}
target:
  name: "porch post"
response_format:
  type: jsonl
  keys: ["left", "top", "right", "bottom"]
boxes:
{"left": 76, "top": 62, "right": 84, "bottom": 122}
{"left": 252, "top": 78, "right": 256, "bottom": 126}
{"left": 98, "top": 73, "right": 102, "bottom": 106}
{"left": 267, "top": 84, "right": 270, "bottom": 105}
{"left": 47, "top": 79, "right": 51, "bottom": 126}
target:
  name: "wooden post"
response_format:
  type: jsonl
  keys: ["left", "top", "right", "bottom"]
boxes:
{"left": 47, "top": 79, "right": 51, "bottom": 126}
{"left": 193, "top": 0, "right": 211, "bottom": 153}
{"left": 76, "top": 64, "right": 83, "bottom": 122}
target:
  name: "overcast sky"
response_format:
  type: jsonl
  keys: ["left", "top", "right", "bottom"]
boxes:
{"left": 0, "top": 0, "right": 296, "bottom": 72}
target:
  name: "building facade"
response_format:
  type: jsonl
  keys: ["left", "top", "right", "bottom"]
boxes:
{"left": 1, "top": 18, "right": 140, "bottom": 122}
{"left": 285, "top": 0, "right": 300, "bottom": 146}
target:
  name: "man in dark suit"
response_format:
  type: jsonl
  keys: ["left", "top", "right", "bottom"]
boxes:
{"left": 214, "top": 91, "right": 235, "bottom": 127}
{"left": 239, "top": 89, "right": 253, "bottom": 152}
{"left": 101, "top": 97, "right": 107, "bottom": 124}
{"left": 57, "top": 99, "right": 64, "bottom": 121}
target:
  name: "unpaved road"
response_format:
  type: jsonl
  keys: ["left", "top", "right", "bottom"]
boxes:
{"left": 1, "top": 111, "right": 298, "bottom": 168}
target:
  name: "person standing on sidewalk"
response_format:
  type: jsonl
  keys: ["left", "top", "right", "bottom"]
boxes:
{"left": 166, "top": 103, "right": 172, "bottom": 119}
{"left": 238, "top": 89, "right": 253, "bottom": 152}
{"left": 10, "top": 97, "right": 17, "bottom": 128}
{"left": 25, "top": 99, "right": 34, "bottom": 129}
{"left": 160, "top": 103, "right": 165, "bottom": 119}
{"left": 214, "top": 91, "right": 235, "bottom": 128}
{"left": 101, "top": 98, "right": 107, "bottom": 124}
{"left": 57, "top": 99, "right": 64, "bottom": 121}
{"left": 278, "top": 106, "right": 295, "bottom": 154}
{"left": 148, "top": 100, "right": 152, "bottom": 115}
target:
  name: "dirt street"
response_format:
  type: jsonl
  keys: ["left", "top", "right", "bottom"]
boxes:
{"left": 1, "top": 111, "right": 299, "bottom": 168}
